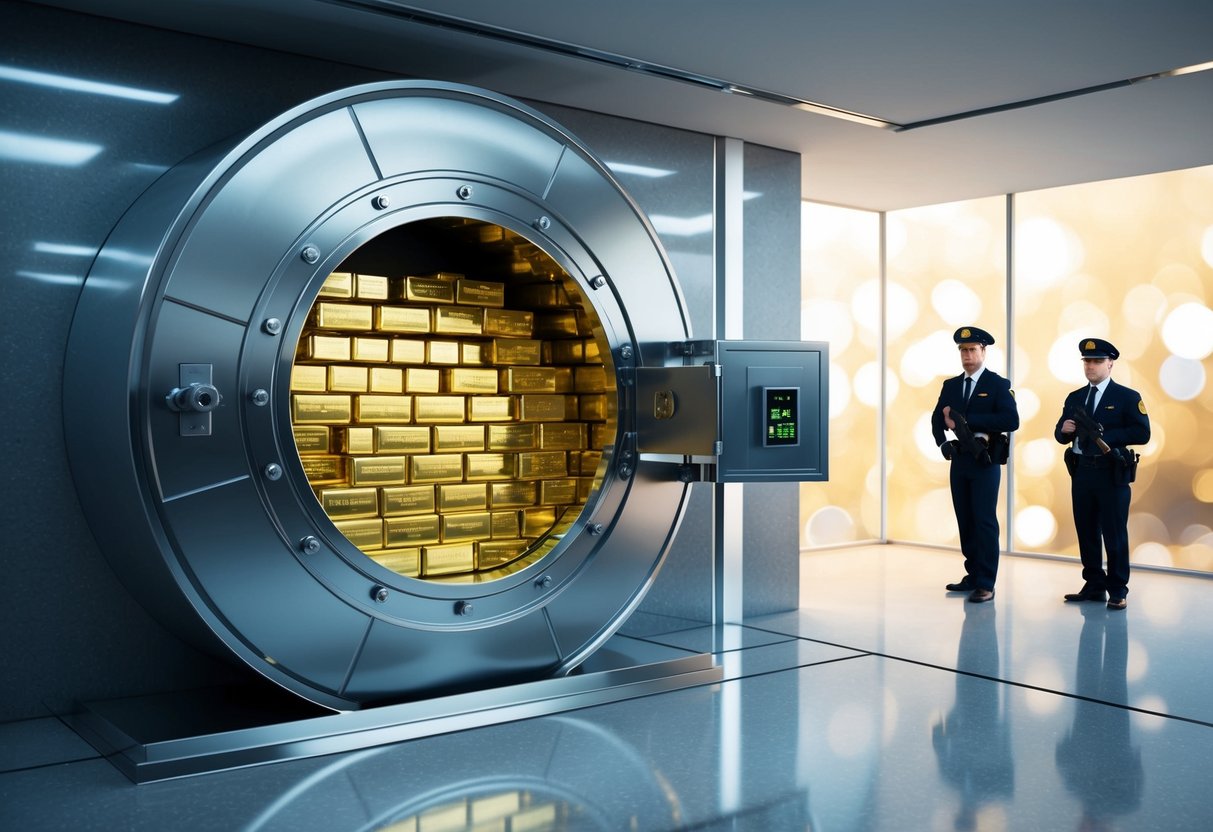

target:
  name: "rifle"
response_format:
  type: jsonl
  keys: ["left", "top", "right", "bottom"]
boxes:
{"left": 1071, "top": 407, "right": 1111, "bottom": 454}
{"left": 951, "top": 411, "right": 991, "bottom": 465}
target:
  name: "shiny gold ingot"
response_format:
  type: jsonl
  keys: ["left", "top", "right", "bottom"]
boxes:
{"left": 478, "top": 225, "right": 507, "bottom": 244}
{"left": 521, "top": 507, "right": 558, "bottom": 537}
{"left": 517, "top": 395, "right": 567, "bottom": 422}
{"left": 467, "top": 396, "right": 514, "bottom": 422}
{"left": 368, "top": 366, "right": 403, "bottom": 393}
{"left": 489, "top": 481, "right": 537, "bottom": 508}
{"left": 539, "top": 478, "right": 578, "bottom": 505}
{"left": 414, "top": 395, "right": 466, "bottom": 424}
{"left": 590, "top": 423, "right": 612, "bottom": 449}
{"left": 500, "top": 367, "right": 557, "bottom": 393}
{"left": 402, "top": 276, "right": 455, "bottom": 303}
{"left": 433, "top": 306, "right": 484, "bottom": 336}
{"left": 427, "top": 340, "right": 460, "bottom": 365}
{"left": 552, "top": 367, "right": 574, "bottom": 393}
{"left": 444, "top": 367, "right": 498, "bottom": 394}
{"left": 292, "top": 394, "right": 352, "bottom": 424}
{"left": 376, "top": 306, "right": 431, "bottom": 334}
{"left": 318, "top": 271, "right": 353, "bottom": 299}
{"left": 340, "top": 427, "right": 375, "bottom": 455}
{"left": 327, "top": 365, "right": 368, "bottom": 392}
{"left": 514, "top": 284, "right": 569, "bottom": 308}
{"left": 332, "top": 518, "right": 383, "bottom": 549}
{"left": 409, "top": 454, "right": 465, "bottom": 483}
{"left": 355, "top": 273, "right": 390, "bottom": 300}
{"left": 478, "top": 539, "right": 528, "bottom": 568}
{"left": 366, "top": 548, "right": 420, "bottom": 577}
{"left": 574, "top": 365, "right": 607, "bottom": 393}
{"left": 488, "top": 339, "right": 541, "bottom": 366}
{"left": 465, "top": 453, "right": 514, "bottom": 481}
{"left": 375, "top": 426, "right": 430, "bottom": 453}
{"left": 455, "top": 278, "right": 505, "bottom": 308}
{"left": 579, "top": 394, "right": 609, "bottom": 421}
{"left": 583, "top": 339, "right": 601, "bottom": 362}
{"left": 574, "top": 450, "right": 603, "bottom": 475}
{"left": 487, "top": 424, "right": 537, "bottom": 450}
{"left": 351, "top": 337, "right": 390, "bottom": 363}
{"left": 491, "top": 510, "right": 520, "bottom": 538}
{"left": 433, "top": 425, "right": 485, "bottom": 452}
{"left": 482, "top": 308, "right": 533, "bottom": 337}
{"left": 349, "top": 456, "right": 408, "bottom": 486}
{"left": 516, "top": 451, "right": 567, "bottom": 479}
{"left": 441, "top": 511, "right": 493, "bottom": 543}
{"left": 292, "top": 426, "right": 330, "bottom": 454}
{"left": 422, "top": 542, "right": 474, "bottom": 575}
{"left": 438, "top": 483, "right": 488, "bottom": 511}
{"left": 534, "top": 311, "right": 579, "bottom": 338}
{"left": 539, "top": 423, "right": 586, "bottom": 450}
{"left": 404, "top": 367, "right": 441, "bottom": 394}
{"left": 300, "top": 455, "right": 346, "bottom": 484}
{"left": 354, "top": 394, "right": 412, "bottom": 423}
{"left": 380, "top": 485, "right": 436, "bottom": 516}
{"left": 460, "top": 342, "right": 487, "bottom": 365}
{"left": 384, "top": 514, "right": 440, "bottom": 547}
{"left": 577, "top": 476, "right": 595, "bottom": 501}
{"left": 546, "top": 340, "right": 583, "bottom": 364}
{"left": 310, "top": 302, "right": 372, "bottom": 331}
{"left": 390, "top": 338, "right": 426, "bottom": 364}
{"left": 290, "top": 365, "right": 327, "bottom": 392}
{"left": 318, "top": 486, "right": 379, "bottom": 519}
{"left": 304, "top": 335, "right": 350, "bottom": 362}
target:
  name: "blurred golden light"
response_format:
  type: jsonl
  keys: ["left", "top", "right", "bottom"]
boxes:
{"left": 915, "top": 488, "right": 959, "bottom": 543}
{"left": 854, "top": 361, "right": 892, "bottom": 407}
{"left": 1020, "top": 438, "right": 1058, "bottom": 476}
{"left": 1015, "top": 505, "right": 1057, "bottom": 547}
{"left": 1161, "top": 302, "right": 1213, "bottom": 359}
{"left": 1151, "top": 263, "right": 1205, "bottom": 300}
{"left": 1122, "top": 284, "right": 1168, "bottom": 327}
{"left": 914, "top": 412, "right": 942, "bottom": 460}
{"left": 1193, "top": 470, "right": 1213, "bottom": 503}
{"left": 899, "top": 330, "right": 957, "bottom": 387}
{"left": 802, "top": 299, "right": 853, "bottom": 352}
{"left": 1129, "top": 512, "right": 1170, "bottom": 545}
{"left": 1202, "top": 224, "right": 1213, "bottom": 268}
{"left": 829, "top": 362, "right": 851, "bottom": 419}
{"left": 882, "top": 281, "right": 918, "bottom": 339}
{"left": 1011, "top": 387, "right": 1041, "bottom": 423}
{"left": 804, "top": 506, "right": 857, "bottom": 546}
{"left": 930, "top": 278, "right": 982, "bottom": 324}
{"left": 1179, "top": 524, "right": 1213, "bottom": 545}
{"left": 1131, "top": 541, "right": 1172, "bottom": 566}
{"left": 850, "top": 279, "right": 884, "bottom": 335}
{"left": 1047, "top": 330, "right": 1091, "bottom": 385}
{"left": 1015, "top": 216, "right": 1083, "bottom": 288}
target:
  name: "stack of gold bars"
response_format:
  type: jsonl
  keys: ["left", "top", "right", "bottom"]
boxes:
{"left": 290, "top": 225, "right": 615, "bottom": 582}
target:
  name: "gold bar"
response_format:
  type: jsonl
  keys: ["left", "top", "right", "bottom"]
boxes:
{"left": 293, "top": 426, "right": 330, "bottom": 455}
{"left": 440, "top": 512, "right": 492, "bottom": 543}
{"left": 349, "top": 456, "right": 408, "bottom": 486}
{"left": 564, "top": 396, "right": 581, "bottom": 420}
{"left": 438, "top": 483, "right": 488, "bottom": 511}
{"left": 327, "top": 365, "right": 368, "bottom": 392}
{"left": 513, "top": 284, "right": 569, "bottom": 308}
{"left": 290, "top": 365, "right": 327, "bottom": 392}
{"left": 332, "top": 518, "right": 383, "bottom": 549}
{"left": 478, "top": 225, "right": 507, "bottom": 244}
{"left": 433, "top": 425, "right": 485, "bottom": 452}
{"left": 433, "top": 306, "right": 484, "bottom": 335}
{"left": 422, "top": 542, "right": 474, "bottom": 575}
{"left": 380, "top": 485, "right": 435, "bottom": 517}
{"left": 351, "top": 337, "right": 390, "bottom": 363}
{"left": 318, "top": 271, "right": 353, "bottom": 299}
{"left": 516, "top": 451, "right": 567, "bottom": 479}
{"left": 355, "top": 273, "right": 390, "bottom": 300}
{"left": 409, "top": 454, "right": 464, "bottom": 483}
{"left": 444, "top": 367, "right": 498, "bottom": 394}
{"left": 577, "top": 477, "right": 594, "bottom": 501}
{"left": 375, "top": 426, "right": 430, "bottom": 453}
{"left": 390, "top": 338, "right": 426, "bottom": 364}
{"left": 427, "top": 340, "right": 460, "bottom": 365}
{"left": 354, "top": 394, "right": 412, "bottom": 423}
{"left": 310, "top": 302, "right": 372, "bottom": 331}
{"left": 403, "top": 276, "right": 455, "bottom": 303}
{"left": 300, "top": 455, "right": 346, "bottom": 484}
{"left": 579, "top": 394, "right": 609, "bottom": 421}
{"left": 517, "top": 394, "right": 567, "bottom": 422}
{"left": 489, "top": 481, "right": 537, "bottom": 508}
{"left": 539, "top": 478, "right": 578, "bottom": 505}
{"left": 340, "top": 427, "right": 375, "bottom": 455}
{"left": 590, "top": 423, "right": 612, "bottom": 449}
{"left": 574, "top": 449, "right": 603, "bottom": 475}
{"left": 583, "top": 338, "right": 602, "bottom": 362}
{"left": 365, "top": 548, "right": 420, "bottom": 577}
{"left": 521, "top": 507, "right": 558, "bottom": 537}
{"left": 546, "top": 340, "right": 584, "bottom": 364}
{"left": 467, "top": 396, "right": 514, "bottom": 422}
{"left": 318, "top": 486, "right": 379, "bottom": 519}
{"left": 414, "top": 395, "right": 466, "bottom": 423}
{"left": 482, "top": 308, "right": 534, "bottom": 337}
{"left": 488, "top": 339, "right": 542, "bottom": 366}
{"left": 534, "top": 311, "right": 579, "bottom": 338}
{"left": 486, "top": 423, "right": 537, "bottom": 450}
{"left": 552, "top": 367, "right": 574, "bottom": 393}
{"left": 375, "top": 305, "right": 431, "bottom": 334}
{"left": 292, "top": 394, "right": 352, "bottom": 424}
{"left": 538, "top": 423, "right": 586, "bottom": 450}
{"left": 491, "top": 511, "right": 520, "bottom": 538}
{"left": 368, "top": 366, "right": 403, "bottom": 393}
{"left": 403, "top": 367, "right": 441, "bottom": 394}
{"left": 574, "top": 365, "right": 608, "bottom": 393}
{"left": 464, "top": 453, "right": 514, "bottom": 481}
{"left": 303, "top": 335, "right": 350, "bottom": 362}
{"left": 455, "top": 278, "right": 505, "bottom": 308}
{"left": 460, "top": 342, "right": 487, "bottom": 365}
{"left": 478, "top": 539, "right": 528, "bottom": 568}
{"left": 500, "top": 367, "right": 558, "bottom": 393}
{"left": 384, "top": 514, "right": 441, "bottom": 547}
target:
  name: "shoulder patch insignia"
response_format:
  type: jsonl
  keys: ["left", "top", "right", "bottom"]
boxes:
{"left": 1009, "top": 389, "right": 1015, "bottom": 398}
{"left": 1138, "top": 399, "right": 1147, "bottom": 415}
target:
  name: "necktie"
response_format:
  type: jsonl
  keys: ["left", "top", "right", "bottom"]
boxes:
{"left": 1080, "top": 385, "right": 1097, "bottom": 453}
{"left": 963, "top": 376, "right": 972, "bottom": 403}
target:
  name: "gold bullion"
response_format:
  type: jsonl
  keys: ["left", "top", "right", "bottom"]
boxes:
{"left": 500, "top": 367, "right": 557, "bottom": 393}
{"left": 579, "top": 394, "right": 608, "bottom": 421}
{"left": 422, "top": 543, "right": 474, "bottom": 575}
{"left": 552, "top": 367, "right": 574, "bottom": 393}
{"left": 390, "top": 338, "right": 426, "bottom": 364}
{"left": 574, "top": 450, "right": 603, "bottom": 475}
{"left": 375, "top": 426, "right": 430, "bottom": 453}
{"left": 433, "top": 425, "right": 485, "bottom": 452}
{"left": 444, "top": 367, "right": 498, "bottom": 394}
{"left": 366, "top": 548, "right": 420, "bottom": 577}
{"left": 427, "top": 340, "right": 460, "bottom": 365}
{"left": 517, "top": 394, "right": 567, "bottom": 422}
{"left": 318, "top": 487, "right": 379, "bottom": 519}
{"left": 546, "top": 340, "right": 583, "bottom": 364}
{"left": 491, "top": 510, "right": 520, "bottom": 538}
{"left": 380, "top": 485, "right": 436, "bottom": 516}
{"left": 385, "top": 514, "right": 440, "bottom": 547}
{"left": 438, "top": 483, "right": 488, "bottom": 511}
{"left": 513, "top": 284, "right": 569, "bottom": 308}
{"left": 564, "top": 396, "right": 580, "bottom": 420}
{"left": 464, "top": 453, "right": 514, "bottom": 481}
{"left": 478, "top": 225, "right": 507, "bottom": 244}
{"left": 460, "top": 342, "right": 487, "bottom": 365}
{"left": 292, "top": 394, "right": 352, "bottom": 424}
{"left": 455, "top": 279, "right": 505, "bottom": 308}
{"left": 583, "top": 338, "right": 601, "bottom": 361}
{"left": 489, "top": 481, "right": 537, "bottom": 508}
{"left": 375, "top": 306, "right": 431, "bottom": 334}
{"left": 538, "top": 423, "right": 586, "bottom": 450}
{"left": 487, "top": 424, "right": 537, "bottom": 450}
{"left": 340, "top": 427, "right": 375, "bottom": 455}
{"left": 355, "top": 273, "right": 390, "bottom": 300}
{"left": 590, "top": 423, "right": 613, "bottom": 449}
{"left": 404, "top": 367, "right": 441, "bottom": 394}
{"left": 352, "top": 337, "right": 390, "bottom": 363}
{"left": 534, "top": 311, "right": 579, "bottom": 338}
{"left": 349, "top": 456, "right": 408, "bottom": 486}
{"left": 441, "top": 511, "right": 492, "bottom": 542}
{"left": 488, "top": 339, "right": 542, "bottom": 366}
{"left": 478, "top": 539, "right": 528, "bottom": 568}
{"left": 516, "top": 451, "right": 567, "bottom": 479}
{"left": 354, "top": 394, "right": 412, "bottom": 423}
{"left": 332, "top": 518, "right": 383, "bottom": 549}
{"left": 467, "top": 396, "right": 514, "bottom": 422}
{"left": 433, "top": 306, "right": 484, "bottom": 336}
{"left": 292, "top": 426, "right": 330, "bottom": 454}
{"left": 318, "top": 271, "right": 353, "bottom": 299}
{"left": 402, "top": 276, "right": 455, "bottom": 303}
{"left": 409, "top": 454, "right": 464, "bottom": 483}
{"left": 574, "top": 365, "right": 608, "bottom": 393}
{"left": 304, "top": 335, "right": 350, "bottom": 362}
{"left": 327, "top": 365, "right": 368, "bottom": 392}
{"left": 414, "top": 395, "right": 466, "bottom": 423}
{"left": 482, "top": 308, "right": 533, "bottom": 337}
{"left": 310, "top": 302, "right": 372, "bottom": 331}
{"left": 300, "top": 455, "right": 346, "bottom": 484}
{"left": 577, "top": 477, "right": 595, "bottom": 501}
{"left": 368, "top": 366, "right": 403, "bottom": 393}
{"left": 521, "top": 507, "right": 558, "bottom": 536}
{"left": 290, "top": 365, "right": 327, "bottom": 392}
{"left": 539, "top": 478, "right": 578, "bottom": 505}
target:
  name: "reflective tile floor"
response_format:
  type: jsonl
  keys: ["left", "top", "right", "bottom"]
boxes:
{"left": 3, "top": 544, "right": 1213, "bottom": 831}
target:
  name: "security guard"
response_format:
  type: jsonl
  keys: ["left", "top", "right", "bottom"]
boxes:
{"left": 932, "top": 327, "right": 1020, "bottom": 603}
{"left": 1055, "top": 339, "right": 1150, "bottom": 610}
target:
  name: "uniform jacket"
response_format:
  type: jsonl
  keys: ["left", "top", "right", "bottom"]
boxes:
{"left": 931, "top": 369, "right": 1020, "bottom": 448}
{"left": 1053, "top": 378, "right": 1150, "bottom": 451}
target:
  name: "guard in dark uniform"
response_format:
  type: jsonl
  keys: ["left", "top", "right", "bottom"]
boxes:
{"left": 1055, "top": 338, "right": 1150, "bottom": 610}
{"left": 931, "top": 327, "right": 1020, "bottom": 603}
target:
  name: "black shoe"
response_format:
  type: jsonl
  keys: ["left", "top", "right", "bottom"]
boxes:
{"left": 1107, "top": 597, "right": 1127, "bottom": 610}
{"left": 1063, "top": 588, "right": 1107, "bottom": 602}
{"left": 967, "top": 589, "right": 995, "bottom": 603}
{"left": 946, "top": 578, "right": 974, "bottom": 592}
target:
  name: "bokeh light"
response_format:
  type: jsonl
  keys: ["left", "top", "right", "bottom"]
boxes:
{"left": 1015, "top": 505, "right": 1057, "bottom": 547}
{"left": 1161, "top": 302, "right": 1213, "bottom": 360}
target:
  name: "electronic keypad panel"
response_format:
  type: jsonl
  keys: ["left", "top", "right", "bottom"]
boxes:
{"left": 763, "top": 387, "right": 799, "bottom": 447}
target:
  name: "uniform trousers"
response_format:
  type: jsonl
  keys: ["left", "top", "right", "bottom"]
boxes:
{"left": 1071, "top": 461, "right": 1132, "bottom": 597}
{"left": 949, "top": 455, "right": 1001, "bottom": 591}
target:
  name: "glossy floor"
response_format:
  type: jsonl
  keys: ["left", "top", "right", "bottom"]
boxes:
{"left": 3, "top": 545, "right": 1212, "bottom": 831}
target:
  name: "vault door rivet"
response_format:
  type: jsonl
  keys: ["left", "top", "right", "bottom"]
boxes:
{"left": 300, "top": 245, "right": 320, "bottom": 264}
{"left": 371, "top": 586, "right": 389, "bottom": 603}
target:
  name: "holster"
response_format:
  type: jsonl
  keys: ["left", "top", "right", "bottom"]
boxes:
{"left": 989, "top": 433, "right": 1010, "bottom": 465}
{"left": 1063, "top": 448, "right": 1077, "bottom": 476}
{"left": 1111, "top": 448, "right": 1139, "bottom": 485}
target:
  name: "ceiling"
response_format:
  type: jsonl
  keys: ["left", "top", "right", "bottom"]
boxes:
{"left": 33, "top": 0, "right": 1213, "bottom": 211}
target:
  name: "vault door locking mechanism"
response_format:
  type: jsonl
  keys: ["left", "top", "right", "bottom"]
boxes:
{"left": 165, "top": 363, "right": 221, "bottom": 436}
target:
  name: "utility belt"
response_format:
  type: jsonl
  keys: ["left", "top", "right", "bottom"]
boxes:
{"left": 1064, "top": 448, "right": 1139, "bottom": 484}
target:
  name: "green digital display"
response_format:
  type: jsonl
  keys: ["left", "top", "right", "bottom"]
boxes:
{"left": 764, "top": 387, "right": 799, "bottom": 447}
